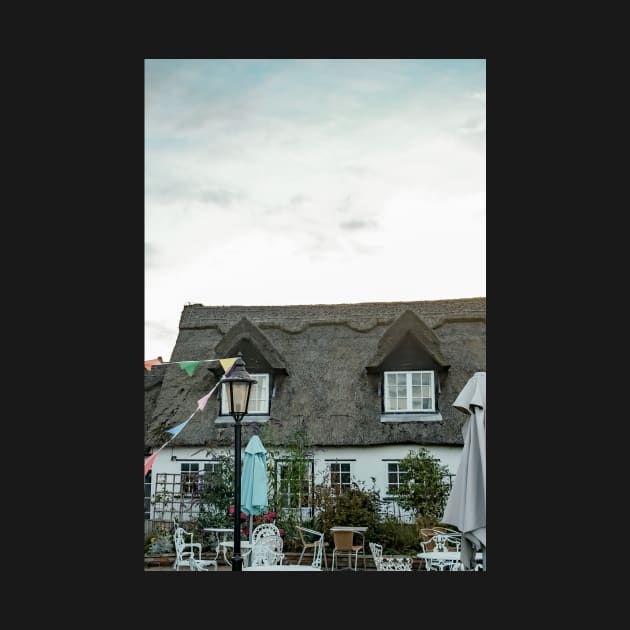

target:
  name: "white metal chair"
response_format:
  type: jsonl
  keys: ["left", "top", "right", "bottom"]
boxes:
{"left": 251, "top": 523, "right": 281, "bottom": 543}
{"left": 420, "top": 533, "right": 460, "bottom": 571}
{"left": 296, "top": 526, "right": 329, "bottom": 569}
{"left": 173, "top": 526, "right": 217, "bottom": 571}
{"left": 369, "top": 542, "right": 413, "bottom": 571}
{"left": 188, "top": 550, "right": 218, "bottom": 571}
{"left": 247, "top": 534, "right": 285, "bottom": 566}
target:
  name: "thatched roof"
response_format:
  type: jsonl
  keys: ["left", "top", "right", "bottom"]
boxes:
{"left": 145, "top": 298, "right": 485, "bottom": 450}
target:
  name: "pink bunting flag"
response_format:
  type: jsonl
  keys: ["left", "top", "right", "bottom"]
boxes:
{"left": 197, "top": 382, "right": 220, "bottom": 411}
{"left": 144, "top": 452, "right": 158, "bottom": 477}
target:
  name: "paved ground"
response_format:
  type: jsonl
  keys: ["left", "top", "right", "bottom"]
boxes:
{"left": 145, "top": 552, "right": 386, "bottom": 571}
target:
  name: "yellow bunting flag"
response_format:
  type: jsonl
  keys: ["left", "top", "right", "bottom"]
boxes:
{"left": 219, "top": 357, "right": 237, "bottom": 375}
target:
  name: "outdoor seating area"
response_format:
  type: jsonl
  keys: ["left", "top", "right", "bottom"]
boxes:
{"left": 145, "top": 517, "right": 486, "bottom": 572}
{"left": 144, "top": 361, "right": 486, "bottom": 574}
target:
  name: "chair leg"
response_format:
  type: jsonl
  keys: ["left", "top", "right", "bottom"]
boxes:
{"left": 298, "top": 548, "right": 306, "bottom": 565}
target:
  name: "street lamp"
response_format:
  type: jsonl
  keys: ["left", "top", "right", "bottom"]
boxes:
{"left": 221, "top": 352, "right": 257, "bottom": 571}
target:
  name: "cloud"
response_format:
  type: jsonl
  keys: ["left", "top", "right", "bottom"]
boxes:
{"left": 339, "top": 219, "right": 378, "bottom": 231}
{"left": 145, "top": 59, "right": 485, "bottom": 360}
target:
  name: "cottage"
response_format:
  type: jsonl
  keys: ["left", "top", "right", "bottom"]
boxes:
{"left": 144, "top": 297, "right": 485, "bottom": 526}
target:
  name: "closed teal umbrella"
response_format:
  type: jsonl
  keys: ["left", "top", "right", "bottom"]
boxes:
{"left": 241, "top": 435, "right": 269, "bottom": 542}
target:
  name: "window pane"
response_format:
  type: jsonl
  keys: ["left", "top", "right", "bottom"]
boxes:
{"left": 385, "top": 370, "right": 438, "bottom": 413}
{"left": 222, "top": 373, "right": 269, "bottom": 414}
{"left": 330, "top": 462, "right": 352, "bottom": 489}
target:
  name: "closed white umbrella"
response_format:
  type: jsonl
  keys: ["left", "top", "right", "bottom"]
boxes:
{"left": 442, "top": 371, "right": 486, "bottom": 570}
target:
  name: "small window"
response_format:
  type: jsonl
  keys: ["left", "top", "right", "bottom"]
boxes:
{"left": 180, "top": 463, "right": 201, "bottom": 495}
{"left": 329, "top": 462, "right": 352, "bottom": 491}
{"left": 276, "top": 460, "right": 311, "bottom": 509}
{"left": 386, "top": 462, "right": 407, "bottom": 494}
{"left": 384, "top": 370, "right": 435, "bottom": 413}
{"left": 221, "top": 373, "right": 270, "bottom": 415}
{"left": 197, "top": 462, "right": 222, "bottom": 494}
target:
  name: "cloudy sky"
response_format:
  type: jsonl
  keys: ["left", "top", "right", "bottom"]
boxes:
{"left": 145, "top": 59, "right": 485, "bottom": 361}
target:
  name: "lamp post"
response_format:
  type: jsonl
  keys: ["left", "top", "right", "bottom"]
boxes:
{"left": 221, "top": 353, "right": 257, "bottom": 571}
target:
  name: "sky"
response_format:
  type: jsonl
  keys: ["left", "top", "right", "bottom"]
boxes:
{"left": 145, "top": 59, "right": 485, "bottom": 362}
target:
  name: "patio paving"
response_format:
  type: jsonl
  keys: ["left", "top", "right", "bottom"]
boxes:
{"left": 145, "top": 552, "right": 421, "bottom": 571}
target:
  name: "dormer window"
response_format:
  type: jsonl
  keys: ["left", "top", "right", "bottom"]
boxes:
{"left": 365, "top": 311, "right": 450, "bottom": 424}
{"left": 384, "top": 370, "right": 435, "bottom": 413}
{"left": 220, "top": 373, "right": 270, "bottom": 415}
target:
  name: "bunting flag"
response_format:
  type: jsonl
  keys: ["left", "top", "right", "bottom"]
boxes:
{"left": 179, "top": 361, "right": 201, "bottom": 377}
{"left": 144, "top": 358, "right": 163, "bottom": 371}
{"left": 144, "top": 356, "right": 238, "bottom": 377}
{"left": 144, "top": 356, "right": 236, "bottom": 476}
{"left": 197, "top": 381, "right": 220, "bottom": 411}
{"left": 165, "top": 412, "right": 196, "bottom": 437}
{"left": 220, "top": 357, "right": 237, "bottom": 375}
{"left": 144, "top": 451, "right": 159, "bottom": 477}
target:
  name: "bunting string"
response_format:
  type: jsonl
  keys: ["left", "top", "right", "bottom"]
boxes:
{"left": 144, "top": 356, "right": 237, "bottom": 376}
{"left": 144, "top": 367, "right": 228, "bottom": 476}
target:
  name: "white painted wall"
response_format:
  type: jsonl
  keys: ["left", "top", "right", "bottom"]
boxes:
{"left": 147, "top": 443, "right": 463, "bottom": 523}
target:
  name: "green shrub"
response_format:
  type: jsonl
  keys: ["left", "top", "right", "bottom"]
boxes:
{"left": 313, "top": 479, "right": 381, "bottom": 545}
{"left": 372, "top": 517, "right": 419, "bottom": 554}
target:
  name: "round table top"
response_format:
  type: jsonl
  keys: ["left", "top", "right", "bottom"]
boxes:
{"left": 220, "top": 540, "right": 253, "bottom": 549}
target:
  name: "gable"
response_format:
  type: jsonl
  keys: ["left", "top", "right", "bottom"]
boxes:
{"left": 366, "top": 310, "right": 449, "bottom": 369}
{"left": 213, "top": 317, "right": 288, "bottom": 376}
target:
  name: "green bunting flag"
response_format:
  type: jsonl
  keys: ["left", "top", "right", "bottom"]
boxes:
{"left": 179, "top": 361, "right": 201, "bottom": 377}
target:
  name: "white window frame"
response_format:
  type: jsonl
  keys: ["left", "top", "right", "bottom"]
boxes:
{"left": 386, "top": 461, "right": 407, "bottom": 495}
{"left": 384, "top": 370, "right": 435, "bottom": 413}
{"left": 329, "top": 462, "right": 352, "bottom": 491}
{"left": 221, "top": 373, "right": 270, "bottom": 415}
{"left": 276, "top": 460, "right": 312, "bottom": 510}
{"left": 180, "top": 462, "right": 201, "bottom": 496}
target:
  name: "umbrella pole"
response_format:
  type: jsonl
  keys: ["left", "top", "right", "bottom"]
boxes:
{"left": 249, "top": 514, "right": 253, "bottom": 543}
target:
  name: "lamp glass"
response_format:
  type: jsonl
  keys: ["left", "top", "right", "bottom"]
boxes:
{"left": 226, "top": 381, "right": 252, "bottom": 415}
